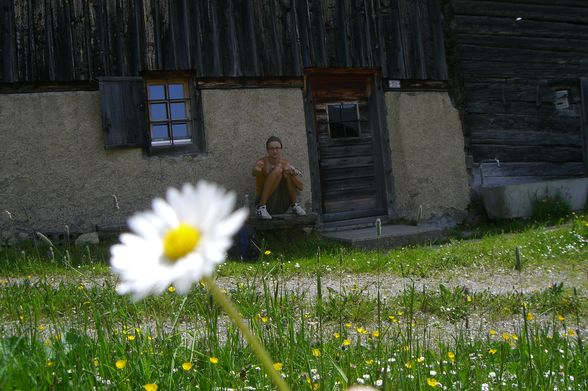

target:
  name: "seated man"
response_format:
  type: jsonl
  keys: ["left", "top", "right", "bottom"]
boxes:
{"left": 252, "top": 136, "right": 306, "bottom": 220}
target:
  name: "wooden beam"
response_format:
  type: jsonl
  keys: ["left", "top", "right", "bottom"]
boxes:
{"left": 248, "top": 213, "right": 317, "bottom": 231}
{"left": 581, "top": 77, "right": 588, "bottom": 174}
{"left": 197, "top": 77, "right": 303, "bottom": 89}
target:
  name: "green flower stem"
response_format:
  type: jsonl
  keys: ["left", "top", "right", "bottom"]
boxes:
{"left": 202, "top": 276, "right": 291, "bottom": 391}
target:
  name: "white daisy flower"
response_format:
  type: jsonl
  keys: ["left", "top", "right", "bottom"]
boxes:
{"left": 110, "top": 181, "right": 248, "bottom": 300}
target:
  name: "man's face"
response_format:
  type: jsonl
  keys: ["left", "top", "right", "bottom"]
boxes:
{"left": 266, "top": 141, "right": 282, "bottom": 159}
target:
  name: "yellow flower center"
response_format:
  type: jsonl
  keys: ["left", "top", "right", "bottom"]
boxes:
{"left": 163, "top": 223, "right": 201, "bottom": 261}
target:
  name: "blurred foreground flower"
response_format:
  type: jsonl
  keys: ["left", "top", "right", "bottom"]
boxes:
{"left": 109, "top": 181, "right": 290, "bottom": 390}
{"left": 110, "top": 181, "right": 248, "bottom": 300}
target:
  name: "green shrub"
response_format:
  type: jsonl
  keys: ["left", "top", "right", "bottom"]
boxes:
{"left": 531, "top": 193, "right": 571, "bottom": 224}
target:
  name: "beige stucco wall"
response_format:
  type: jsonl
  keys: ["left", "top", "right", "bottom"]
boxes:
{"left": 0, "top": 89, "right": 310, "bottom": 236}
{"left": 385, "top": 91, "right": 470, "bottom": 222}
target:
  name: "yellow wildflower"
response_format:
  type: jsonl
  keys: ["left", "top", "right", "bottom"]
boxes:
{"left": 334, "top": 332, "right": 340, "bottom": 339}
{"left": 312, "top": 348, "right": 321, "bottom": 357}
{"left": 264, "top": 250, "right": 271, "bottom": 256}
{"left": 273, "top": 362, "right": 283, "bottom": 371}
{"left": 168, "top": 286, "right": 175, "bottom": 293}
{"left": 427, "top": 377, "right": 439, "bottom": 387}
{"left": 115, "top": 359, "right": 127, "bottom": 369}
{"left": 343, "top": 339, "right": 351, "bottom": 347}
{"left": 209, "top": 356, "right": 219, "bottom": 364}
{"left": 557, "top": 314, "right": 565, "bottom": 321}
{"left": 488, "top": 348, "right": 497, "bottom": 355}
{"left": 526, "top": 312, "right": 534, "bottom": 321}
{"left": 127, "top": 335, "right": 135, "bottom": 341}
{"left": 447, "top": 351, "right": 455, "bottom": 361}
{"left": 372, "top": 330, "right": 380, "bottom": 338}
{"left": 567, "top": 329, "right": 575, "bottom": 337}
{"left": 489, "top": 329, "right": 496, "bottom": 336}
{"left": 143, "top": 384, "right": 158, "bottom": 391}
{"left": 182, "top": 362, "right": 193, "bottom": 371}
{"left": 502, "top": 332, "right": 511, "bottom": 341}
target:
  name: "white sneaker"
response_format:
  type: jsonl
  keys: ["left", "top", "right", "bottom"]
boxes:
{"left": 256, "top": 205, "right": 272, "bottom": 220}
{"left": 291, "top": 202, "right": 306, "bottom": 216}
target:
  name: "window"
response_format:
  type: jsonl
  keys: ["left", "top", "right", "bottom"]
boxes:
{"left": 327, "top": 102, "right": 360, "bottom": 138}
{"left": 147, "top": 81, "right": 192, "bottom": 147}
{"left": 99, "top": 75, "right": 204, "bottom": 155}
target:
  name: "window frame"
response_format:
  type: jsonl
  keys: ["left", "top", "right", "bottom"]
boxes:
{"left": 144, "top": 76, "right": 204, "bottom": 156}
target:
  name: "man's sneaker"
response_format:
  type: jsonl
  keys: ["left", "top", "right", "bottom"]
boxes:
{"left": 291, "top": 202, "right": 306, "bottom": 216}
{"left": 256, "top": 205, "right": 272, "bottom": 220}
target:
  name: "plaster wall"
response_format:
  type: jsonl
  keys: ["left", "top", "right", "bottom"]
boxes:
{"left": 0, "top": 89, "right": 310, "bottom": 236}
{"left": 385, "top": 91, "right": 470, "bottom": 223}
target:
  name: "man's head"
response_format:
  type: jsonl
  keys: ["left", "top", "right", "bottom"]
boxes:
{"left": 265, "top": 136, "right": 282, "bottom": 150}
{"left": 265, "top": 136, "right": 283, "bottom": 160}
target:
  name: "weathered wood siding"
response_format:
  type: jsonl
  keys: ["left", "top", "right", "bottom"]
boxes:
{"left": 1, "top": 0, "right": 447, "bottom": 82}
{"left": 445, "top": 0, "right": 588, "bottom": 186}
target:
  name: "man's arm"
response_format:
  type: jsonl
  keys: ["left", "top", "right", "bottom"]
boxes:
{"left": 252, "top": 158, "right": 265, "bottom": 177}
{"left": 283, "top": 161, "right": 304, "bottom": 190}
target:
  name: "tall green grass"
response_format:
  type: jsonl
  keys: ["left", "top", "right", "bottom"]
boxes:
{"left": 0, "top": 214, "right": 586, "bottom": 389}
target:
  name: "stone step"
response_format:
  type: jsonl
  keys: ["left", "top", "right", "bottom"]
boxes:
{"left": 320, "top": 224, "right": 445, "bottom": 250}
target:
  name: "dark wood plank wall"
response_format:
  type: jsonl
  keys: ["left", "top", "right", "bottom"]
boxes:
{"left": 0, "top": 0, "right": 448, "bottom": 82}
{"left": 444, "top": 0, "right": 588, "bottom": 186}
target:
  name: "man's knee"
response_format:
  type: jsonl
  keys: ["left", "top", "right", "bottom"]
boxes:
{"left": 270, "top": 165, "right": 284, "bottom": 177}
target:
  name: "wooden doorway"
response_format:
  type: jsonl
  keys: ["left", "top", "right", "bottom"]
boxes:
{"left": 304, "top": 68, "right": 389, "bottom": 223}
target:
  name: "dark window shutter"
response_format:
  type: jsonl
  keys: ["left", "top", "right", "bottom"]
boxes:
{"left": 189, "top": 79, "right": 206, "bottom": 151}
{"left": 99, "top": 77, "right": 147, "bottom": 149}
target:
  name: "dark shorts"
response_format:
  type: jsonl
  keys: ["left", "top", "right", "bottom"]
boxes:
{"left": 256, "top": 179, "right": 291, "bottom": 215}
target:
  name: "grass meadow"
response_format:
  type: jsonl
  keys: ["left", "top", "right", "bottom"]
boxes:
{"left": 0, "top": 214, "right": 587, "bottom": 390}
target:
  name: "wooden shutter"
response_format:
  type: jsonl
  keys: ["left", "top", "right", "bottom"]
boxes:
{"left": 99, "top": 77, "right": 147, "bottom": 149}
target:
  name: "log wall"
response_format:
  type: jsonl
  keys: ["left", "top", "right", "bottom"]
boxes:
{"left": 444, "top": 0, "right": 588, "bottom": 186}
{"left": 0, "top": 0, "right": 448, "bottom": 82}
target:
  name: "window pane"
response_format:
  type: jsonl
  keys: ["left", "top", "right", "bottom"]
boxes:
{"left": 168, "top": 84, "right": 185, "bottom": 99}
{"left": 149, "top": 103, "right": 168, "bottom": 121}
{"left": 340, "top": 104, "right": 358, "bottom": 122}
{"left": 327, "top": 105, "right": 341, "bottom": 122}
{"left": 148, "top": 84, "right": 165, "bottom": 100}
{"left": 170, "top": 102, "right": 187, "bottom": 119}
{"left": 172, "top": 123, "right": 190, "bottom": 140}
{"left": 151, "top": 124, "right": 169, "bottom": 140}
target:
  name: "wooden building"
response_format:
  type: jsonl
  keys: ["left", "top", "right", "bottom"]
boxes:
{"left": 0, "top": 0, "right": 586, "bottom": 237}
{"left": 445, "top": 0, "right": 588, "bottom": 186}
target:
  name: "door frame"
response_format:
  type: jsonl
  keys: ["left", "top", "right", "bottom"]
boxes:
{"left": 303, "top": 67, "right": 395, "bottom": 224}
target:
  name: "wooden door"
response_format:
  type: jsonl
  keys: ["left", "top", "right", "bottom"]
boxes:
{"left": 306, "top": 69, "right": 387, "bottom": 222}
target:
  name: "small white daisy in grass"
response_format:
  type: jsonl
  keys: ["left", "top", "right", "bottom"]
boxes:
{"left": 110, "top": 181, "right": 248, "bottom": 300}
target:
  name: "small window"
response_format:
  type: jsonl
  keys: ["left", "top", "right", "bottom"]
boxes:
{"left": 146, "top": 81, "right": 193, "bottom": 147}
{"left": 99, "top": 75, "right": 204, "bottom": 155}
{"left": 327, "top": 103, "right": 360, "bottom": 138}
